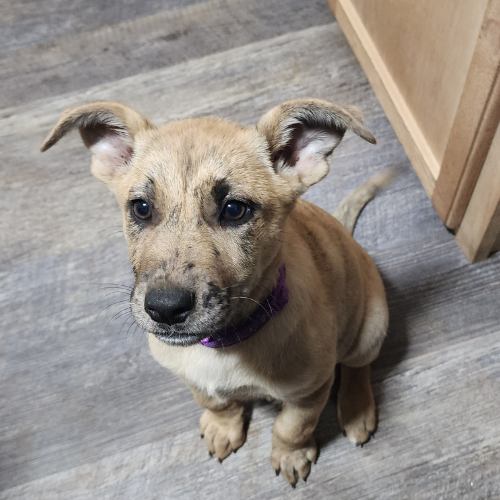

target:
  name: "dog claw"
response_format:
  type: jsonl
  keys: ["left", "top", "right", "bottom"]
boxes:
{"left": 275, "top": 469, "right": 280, "bottom": 476}
{"left": 291, "top": 483, "right": 296, "bottom": 489}
{"left": 200, "top": 434, "right": 204, "bottom": 439}
{"left": 218, "top": 458, "right": 223, "bottom": 464}
{"left": 209, "top": 452, "right": 213, "bottom": 458}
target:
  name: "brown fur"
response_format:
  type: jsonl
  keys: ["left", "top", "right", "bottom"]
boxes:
{"left": 41, "top": 98, "right": 390, "bottom": 487}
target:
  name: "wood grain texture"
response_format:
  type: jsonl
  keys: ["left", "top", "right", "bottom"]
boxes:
{"left": 327, "top": 0, "right": 438, "bottom": 198}
{"left": 329, "top": 0, "right": 500, "bottom": 263}
{"left": 433, "top": 0, "right": 500, "bottom": 228}
{"left": 0, "top": 0, "right": 202, "bottom": 53}
{"left": 2, "top": 1, "right": 500, "bottom": 498}
{"left": 343, "top": 0, "right": 489, "bottom": 166}
{"left": 456, "top": 122, "right": 500, "bottom": 262}
{"left": 494, "top": 229, "right": 500, "bottom": 254}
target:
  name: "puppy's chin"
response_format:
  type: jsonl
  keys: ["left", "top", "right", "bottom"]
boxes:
{"left": 135, "top": 313, "right": 220, "bottom": 346}
{"left": 152, "top": 331, "right": 202, "bottom": 346}
{"left": 137, "top": 317, "right": 207, "bottom": 346}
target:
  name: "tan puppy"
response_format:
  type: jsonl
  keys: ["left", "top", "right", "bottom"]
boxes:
{"left": 42, "top": 99, "right": 390, "bottom": 487}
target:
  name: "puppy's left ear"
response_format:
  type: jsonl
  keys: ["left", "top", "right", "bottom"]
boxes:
{"left": 257, "top": 98, "right": 376, "bottom": 193}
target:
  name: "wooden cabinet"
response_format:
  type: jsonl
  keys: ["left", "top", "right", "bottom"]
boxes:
{"left": 328, "top": 0, "right": 500, "bottom": 261}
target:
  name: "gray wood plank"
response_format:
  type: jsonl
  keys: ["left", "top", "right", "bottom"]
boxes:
{"left": 3, "top": 331, "right": 499, "bottom": 499}
{"left": 0, "top": 0, "right": 332, "bottom": 109}
{"left": 0, "top": 0, "right": 202, "bottom": 54}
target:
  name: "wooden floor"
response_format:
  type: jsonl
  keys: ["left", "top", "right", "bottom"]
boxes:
{"left": 1, "top": 1, "right": 499, "bottom": 498}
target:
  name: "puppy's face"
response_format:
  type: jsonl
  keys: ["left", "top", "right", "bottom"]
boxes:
{"left": 117, "top": 119, "right": 294, "bottom": 343}
{"left": 41, "top": 99, "right": 375, "bottom": 345}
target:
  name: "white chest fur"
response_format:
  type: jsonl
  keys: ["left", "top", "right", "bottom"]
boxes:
{"left": 148, "top": 334, "right": 279, "bottom": 401}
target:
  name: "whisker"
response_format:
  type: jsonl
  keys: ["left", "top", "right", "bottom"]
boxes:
{"left": 230, "top": 296, "right": 273, "bottom": 321}
{"left": 228, "top": 316, "right": 245, "bottom": 345}
{"left": 104, "top": 290, "right": 132, "bottom": 298}
{"left": 118, "top": 314, "right": 134, "bottom": 337}
{"left": 107, "top": 307, "right": 132, "bottom": 326}
{"left": 98, "top": 224, "right": 122, "bottom": 235}
{"left": 87, "top": 282, "right": 134, "bottom": 291}
{"left": 100, "top": 284, "right": 133, "bottom": 290}
{"left": 98, "top": 230, "right": 124, "bottom": 242}
{"left": 254, "top": 282, "right": 273, "bottom": 297}
{"left": 97, "top": 299, "right": 130, "bottom": 317}
{"left": 109, "top": 311, "right": 132, "bottom": 327}
{"left": 133, "top": 323, "right": 143, "bottom": 341}
{"left": 125, "top": 317, "right": 138, "bottom": 338}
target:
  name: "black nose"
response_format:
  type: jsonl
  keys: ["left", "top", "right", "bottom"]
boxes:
{"left": 144, "top": 288, "right": 195, "bottom": 325}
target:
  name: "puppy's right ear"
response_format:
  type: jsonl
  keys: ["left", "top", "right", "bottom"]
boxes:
{"left": 41, "top": 101, "right": 154, "bottom": 184}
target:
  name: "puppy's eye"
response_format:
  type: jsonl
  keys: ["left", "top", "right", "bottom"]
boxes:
{"left": 222, "top": 201, "right": 249, "bottom": 222}
{"left": 132, "top": 200, "right": 152, "bottom": 220}
{"left": 222, "top": 200, "right": 249, "bottom": 220}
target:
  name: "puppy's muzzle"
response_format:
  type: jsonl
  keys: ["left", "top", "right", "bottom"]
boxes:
{"left": 145, "top": 288, "right": 195, "bottom": 326}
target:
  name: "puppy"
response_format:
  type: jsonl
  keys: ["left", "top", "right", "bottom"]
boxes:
{"left": 42, "top": 99, "right": 390, "bottom": 487}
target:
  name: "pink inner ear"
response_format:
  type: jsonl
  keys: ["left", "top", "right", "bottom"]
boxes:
{"left": 292, "top": 128, "right": 341, "bottom": 185}
{"left": 91, "top": 132, "right": 134, "bottom": 178}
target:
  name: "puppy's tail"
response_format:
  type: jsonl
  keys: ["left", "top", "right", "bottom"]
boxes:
{"left": 332, "top": 168, "right": 399, "bottom": 235}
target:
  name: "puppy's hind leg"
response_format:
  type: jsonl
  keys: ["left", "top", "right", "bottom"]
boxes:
{"left": 338, "top": 276, "right": 388, "bottom": 445}
{"left": 191, "top": 388, "right": 247, "bottom": 462}
{"left": 337, "top": 364, "right": 377, "bottom": 445}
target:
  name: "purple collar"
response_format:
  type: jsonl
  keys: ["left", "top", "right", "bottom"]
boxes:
{"left": 200, "top": 264, "right": 289, "bottom": 348}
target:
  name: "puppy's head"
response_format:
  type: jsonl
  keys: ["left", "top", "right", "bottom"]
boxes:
{"left": 42, "top": 99, "right": 375, "bottom": 345}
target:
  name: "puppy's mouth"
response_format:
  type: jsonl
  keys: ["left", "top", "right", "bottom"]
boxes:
{"left": 130, "top": 281, "right": 234, "bottom": 346}
{"left": 150, "top": 330, "right": 204, "bottom": 346}
{"left": 131, "top": 306, "right": 230, "bottom": 347}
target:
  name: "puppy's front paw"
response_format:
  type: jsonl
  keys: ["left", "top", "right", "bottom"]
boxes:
{"left": 200, "top": 408, "right": 246, "bottom": 461}
{"left": 270, "top": 436, "right": 317, "bottom": 487}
